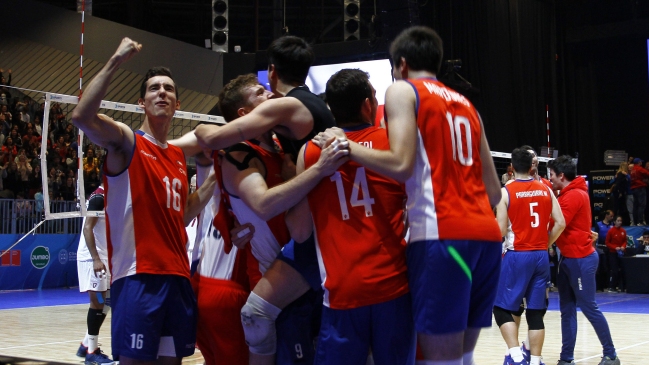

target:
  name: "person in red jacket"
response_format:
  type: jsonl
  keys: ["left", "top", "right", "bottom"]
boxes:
{"left": 630, "top": 158, "right": 649, "bottom": 226}
{"left": 604, "top": 216, "right": 627, "bottom": 292}
{"left": 548, "top": 155, "right": 620, "bottom": 365}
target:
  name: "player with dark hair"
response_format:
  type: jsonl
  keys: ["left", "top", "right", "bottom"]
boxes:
{"left": 71, "top": 38, "right": 217, "bottom": 365}
{"left": 548, "top": 155, "right": 621, "bottom": 365}
{"left": 286, "top": 68, "right": 415, "bottom": 364}
{"left": 494, "top": 148, "right": 565, "bottom": 365}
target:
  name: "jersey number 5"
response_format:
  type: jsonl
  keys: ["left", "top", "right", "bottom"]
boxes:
{"left": 330, "top": 167, "right": 375, "bottom": 220}
{"left": 529, "top": 202, "right": 539, "bottom": 228}
{"left": 446, "top": 112, "right": 473, "bottom": 166}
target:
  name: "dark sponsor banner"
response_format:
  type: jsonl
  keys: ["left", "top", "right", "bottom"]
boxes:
{"left": 0, "top": 234, "right": 80, "bottom": 290}
{"left": 590, "top": 170, "right": 616, "bottom": 221}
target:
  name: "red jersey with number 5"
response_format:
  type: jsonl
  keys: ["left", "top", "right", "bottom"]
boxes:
{"left": 403, "top": 78, "right": 501, "bottom": 243}
{"left": 304, "top": 125, "right": 409, "bottom": 309}
{"left": 104, "top": 131, "right": 189, "bottom": 282}
{"left": 504, "top": 179, "right": 553, "bottom": 251}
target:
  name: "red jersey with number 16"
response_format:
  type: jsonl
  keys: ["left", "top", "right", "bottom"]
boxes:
{"left": 504, "top": 179, "right": 553, "bottom": 251}
{"left": 304, "top": 125, "right": 409, "bottom": 309}
{"left": 403, "top": 78, "right": 501, "bottom": 243}
{"left": 104, "top": 131, "right": 189, "bottom": 282}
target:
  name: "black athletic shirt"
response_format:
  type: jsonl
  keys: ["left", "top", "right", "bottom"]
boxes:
{"left": 277, "top": 85, "right": 336, "bottom": 159}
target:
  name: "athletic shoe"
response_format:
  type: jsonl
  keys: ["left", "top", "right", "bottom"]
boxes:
{"left": 76, "top": 343, "right": 88, "bottom": 357}
{"left": 598, "top": 356, "right": 620, "bottom": 365}
{"left": 521, "top": 342, "right": 531, "bottom": 362}
{"left": 556, "top": 360, "right": 575, "bottom": 365}
{"left": 85, "top": 348, "right": 114, "bottom": 365}
{"left": 503, "top": 355, "right": 530, "bottom": 365}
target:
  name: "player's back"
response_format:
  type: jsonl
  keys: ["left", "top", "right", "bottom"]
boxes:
{"left": 404, "top": 78, "right": 500, "bottom": 243}
{"left": 505, "top": 179, "right": 553, "bottom": 251}
{"left": 304, "top": 125, "right": 408, "bottom": 309}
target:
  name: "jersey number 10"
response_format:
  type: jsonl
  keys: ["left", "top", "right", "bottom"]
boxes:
{"left": 330, "top": 167, "right": 375, "bottom": 220}
{"left": 446, "top": 112, "right": 473, "bottom": 166}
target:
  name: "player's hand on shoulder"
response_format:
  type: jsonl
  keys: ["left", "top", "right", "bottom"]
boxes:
{"left": 312, "top": 127, "right": 346, "bottom": 148}
{"left": 313, "top": 136, "right": 349, "bottom": 176}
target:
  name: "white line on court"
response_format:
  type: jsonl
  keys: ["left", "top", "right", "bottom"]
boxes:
{"left": 575, "top": 340, "right": 649, "bottom": 363}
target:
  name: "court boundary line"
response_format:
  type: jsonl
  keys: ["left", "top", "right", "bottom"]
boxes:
{"left": 575, "top": 340, "right": 649, "bottom": 362}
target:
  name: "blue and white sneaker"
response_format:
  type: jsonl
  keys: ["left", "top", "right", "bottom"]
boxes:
{"left": 85, "top": 348, "right": 114, "bottom": 365}
{"left": 521, "top": 342, "right": 531, "bottom": 362}
{"left": 76, "top": 343, "right": 88, "bottom": 357}
{"left": 504, "top": 355, "right": 530, "bottom": 365}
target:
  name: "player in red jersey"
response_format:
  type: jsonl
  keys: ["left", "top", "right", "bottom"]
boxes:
{"left": 314, "top": 26, "right": 502, "bottom": 365}
{"left": 71, "top": 38, "right": 217, "bottom": 365}
{"left": 286, "top": 69, "right": 414, "bottom": 364}
{"left": 216, "top": 74, "right": 346, "bottom": 365}
{"left": 494, "top": 148, "right": 565, "bottom": 365}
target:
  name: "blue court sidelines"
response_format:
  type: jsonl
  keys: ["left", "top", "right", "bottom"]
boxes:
{"left": 2, "top": 288, "right": 649, "bottom": 314}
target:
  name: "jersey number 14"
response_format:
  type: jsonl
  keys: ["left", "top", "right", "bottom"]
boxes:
{"left": 330, "top": 167, "right": 375, "bottom": 220}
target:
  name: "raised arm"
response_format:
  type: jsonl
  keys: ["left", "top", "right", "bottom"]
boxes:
{"left": 548, "top": 191, "right": 566, "bottom": 246}
{"left": 71, "top": 38, "right": 141, "bottom": 173}
{"left": 285, "top": 144, "right": 314, "bottom": 242}
{"left": 195, "top": 97, "right": 313, "bottom": 151}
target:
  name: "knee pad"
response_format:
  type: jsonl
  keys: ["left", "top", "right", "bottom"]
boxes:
{"left": 525, "top": 309, "right": 545, "bottom": 330}
{"left": 241, "top": 292, "right": 282, "bottom": 355}
{"left": 493, "top": 306, "right": 515, "bottom": 327}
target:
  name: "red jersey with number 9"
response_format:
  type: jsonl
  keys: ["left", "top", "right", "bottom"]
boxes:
{"left": 403, "top": 78, "right": 501, "bottom": 243}
{"left": 304, "top": 125, "right": 409, "bottom": 309}
{"left": 104, "top": 131, "right": 189, "bottom": 282}
{"left": 504, "top": 179, "right": 553, "bottom": 251}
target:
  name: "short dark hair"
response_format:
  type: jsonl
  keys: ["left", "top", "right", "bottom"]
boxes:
{"left": 547, "top": 155, "right": 577, "bottom": 181}
{"left": 511, "top": 148, "right": 533, "bottom": 174}
{"left": 140, "top": 67, "right": 178, "bottom": 99}
{"left": 267, "top": 36, "right": 314, "bottom": 85}
{"left": 520, "top": 145, "right": 536, "bottom": 156}
{"left": 326, "top": 69, "right": 372, "bottom": 126}
{"left": 642, "top": 229, "right": 649, "bottom": 236}
{"left": 218, "top": 74, "right": 260, "bottom": 122}
{"left": 390, "top": 26, "right": 444, "bottom": 75}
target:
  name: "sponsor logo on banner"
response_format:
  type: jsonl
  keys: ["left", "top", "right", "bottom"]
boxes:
{"left": 58, "top": 249, "right": 68, "bottom": 265}
{"left": 31, "top": 246, "right": 50, "bottom": 269}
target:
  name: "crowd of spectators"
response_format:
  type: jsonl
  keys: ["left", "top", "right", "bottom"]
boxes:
{"left": 0, "top": 69, "right": 104, "bottom": 202}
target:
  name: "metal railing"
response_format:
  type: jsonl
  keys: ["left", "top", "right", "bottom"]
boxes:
{"left": 0, "top": 199, "right": 82, "bottom": 235}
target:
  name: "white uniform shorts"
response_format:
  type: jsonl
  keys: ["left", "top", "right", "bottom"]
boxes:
{"left": 77, "top": 259, "right": 110, "bottom": 292}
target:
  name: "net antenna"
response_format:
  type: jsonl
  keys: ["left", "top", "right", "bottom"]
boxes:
{"left": 40, "top": 92, "right": 225, "bottom": 220}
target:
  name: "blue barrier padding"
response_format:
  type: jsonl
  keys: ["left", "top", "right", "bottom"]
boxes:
{"left": 0, "top": 234, "right": 80, "bottom": 290}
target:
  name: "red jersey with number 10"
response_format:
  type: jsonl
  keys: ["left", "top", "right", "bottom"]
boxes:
{"left": 104, "top": 131, "right": 189, "bottom": 282}
{"left": 403, "top": 78, "right": 501, "bottom": 243}
{"left": 504, "top": 179, "right": 553, "bottom": 251}
{"left": 304, "top": 125, "right": 409, "bottom": 309}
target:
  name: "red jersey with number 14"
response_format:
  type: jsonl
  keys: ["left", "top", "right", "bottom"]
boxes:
{"left": 403, "top": 78, "right": 501, "bottom": 243}
{"left": 304, "top": 125, "right": 409, "bottom": 309}
{"left": 104, "top": 131, "right": 189, "bottom": 282}
{"left": 505, "top": 179, "right": 553, "bottom": 251}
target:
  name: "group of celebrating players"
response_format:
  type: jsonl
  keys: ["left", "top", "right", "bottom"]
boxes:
{"left": 70, "top": 23, "right": 621, "bottom": 365}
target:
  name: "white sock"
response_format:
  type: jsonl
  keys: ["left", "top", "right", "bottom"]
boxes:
{"left": 530, "top": 355, "right": 542, "bottom": 365}
{"left": 87, "top": 335, "right": 98, "bottom": 353}
{"left": 463, "top": 351, "right": 476, "bottom": 365}
{"left": 509, "top": 347, "right": 524, "bottom": 362}
{"left": 82, "top": 333, "right": 89, "bottom": 347}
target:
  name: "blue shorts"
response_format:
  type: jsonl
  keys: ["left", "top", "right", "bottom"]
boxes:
{"left": 315, "top": 293, "right": 415, "bottom": 365}
{"left": 494, "top": 250, "right": 550, "bottom": 311}
{"left": 275, "top": 288, "right": 323, "bottom": 364}
{"left": 407, "top": 239, "right": 501, "bottom": 335}
{"left": 111, "top": 274, "right": 197, "bottom": 361}
{"left": 277, "top": 233, "right": 322, "bottom": 291}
